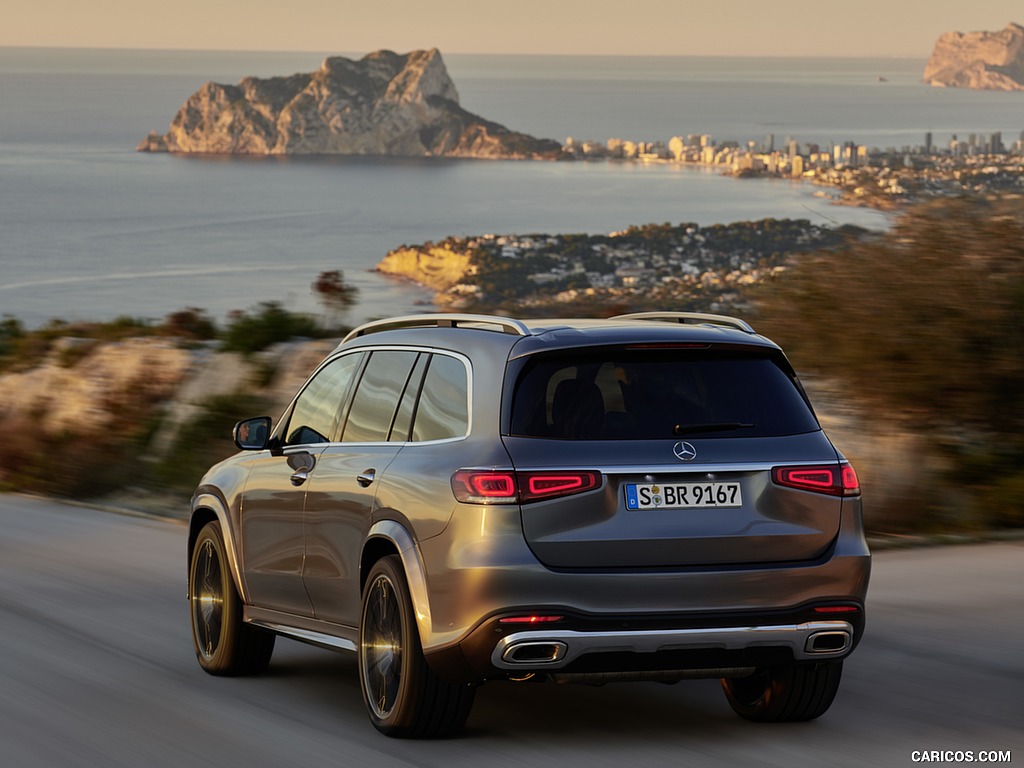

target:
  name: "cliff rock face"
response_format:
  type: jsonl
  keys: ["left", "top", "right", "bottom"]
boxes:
{"left": 376, "top": 245, "right": 473, "bottom": 291}
{"left": 923, "top": 23, "right": 1024, "bottom": 90}
{"left": 138, "top": 49, "right": 562, "bottom": 158}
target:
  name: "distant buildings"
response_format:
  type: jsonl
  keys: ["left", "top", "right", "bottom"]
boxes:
{"left": 562, "top": 126, "right": 1024, "bottom": 207}
{"left": 565, "top": 126, "right": 1024, "bottom": 166}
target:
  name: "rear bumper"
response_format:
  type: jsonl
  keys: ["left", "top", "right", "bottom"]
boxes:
{"left": 426, "top": 601, "right": 865, "bottom": 683}
{"left": 414, "top": 496, "right": 869, "bottom": 683}
{"left": 492, "top": 620, "right": 853, "bottom": 670}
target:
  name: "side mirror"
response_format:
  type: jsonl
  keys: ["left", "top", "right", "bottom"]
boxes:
{"left": 234, "top": 416, "right": 272, "bottom": 451}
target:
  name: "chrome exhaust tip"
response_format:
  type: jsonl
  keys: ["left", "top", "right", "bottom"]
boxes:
{"left": 501, "top": 641, "right": 568, "bottom": 664}
{"left": 805, "top": 630, "right": 851, "bottom": 654}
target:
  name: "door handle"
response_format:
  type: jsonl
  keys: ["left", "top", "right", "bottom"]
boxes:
{"left": 286, "top": 451, "right": 315, "bottom": 486}
{"left": 356, "top": 469, "right": 376, "bottom": 487}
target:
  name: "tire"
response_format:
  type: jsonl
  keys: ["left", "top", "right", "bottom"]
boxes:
{"left": 721, "top": 661, "right": 843, "bottom": 722}
{"left": 358, "top": 555, "right": 475, "bottom": 738}
{"left": 189, "top": 521, "right": 275, "bottom": 676}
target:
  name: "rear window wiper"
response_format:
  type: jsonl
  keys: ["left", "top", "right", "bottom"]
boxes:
{"left": 673, "top": 422, "right": 755, "bottom": 436}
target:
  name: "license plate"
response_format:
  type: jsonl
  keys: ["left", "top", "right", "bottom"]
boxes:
{"left": 625, "top": 482, "right": 742, "bottom": 509}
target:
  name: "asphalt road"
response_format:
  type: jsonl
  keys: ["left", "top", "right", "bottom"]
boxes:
{"left": 0, "top": 494, "right": 1019, "bottom": 768}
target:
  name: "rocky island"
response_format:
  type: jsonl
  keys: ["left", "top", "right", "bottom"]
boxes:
{"left": 924, "top": 22, "right": 1024, "bottom": 91}
{"left": 138, "top": 48, "right": 561, "bottom": 158}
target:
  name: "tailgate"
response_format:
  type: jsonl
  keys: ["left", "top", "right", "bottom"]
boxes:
{"left": 504, "top": 434, "right": 842, "bottom": 569}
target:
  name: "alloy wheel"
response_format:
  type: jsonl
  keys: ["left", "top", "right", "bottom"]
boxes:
{"left": 362, "top": 573, "right": 404, "bottom": 719}
{"left": 192, "top": 537, "right": 224, "bottom": 661}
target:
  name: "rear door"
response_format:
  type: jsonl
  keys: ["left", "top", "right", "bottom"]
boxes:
{"left": 504, "top": 347, "right": 844, "bottom": 569}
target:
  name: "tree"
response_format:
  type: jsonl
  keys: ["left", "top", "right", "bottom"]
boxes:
{"left": 312, "top": 270, "right": 359, "bottom": 327}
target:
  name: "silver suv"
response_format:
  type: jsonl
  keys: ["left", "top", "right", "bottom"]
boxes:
{"left": 188, "top": 312, "right": 870, "bottom": 738}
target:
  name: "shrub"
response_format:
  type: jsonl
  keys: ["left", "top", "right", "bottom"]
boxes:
{"left": 162, "top": 307, "right": 217, "bottom": 341}
{"left": 221, "top": 301, "right": 323, "bottom": 354}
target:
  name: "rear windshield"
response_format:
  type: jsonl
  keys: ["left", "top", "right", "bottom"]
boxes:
{"left": 509, "top": 348, "right": 819, "bottom": 440}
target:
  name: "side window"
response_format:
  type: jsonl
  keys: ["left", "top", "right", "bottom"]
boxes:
{"left": 341, "top": 350, "right": 419, "bottom": 443}
{"left": 411, "top": 354, "right": 470, "bottom": 442}
{"left": 285, "top": 352, "right": 364, "bottom": 446}
{"left": 389, "top": 354, "right": 428, "bottom": 442}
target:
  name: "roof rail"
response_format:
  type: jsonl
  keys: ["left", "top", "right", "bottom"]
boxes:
{"left": 611, "top": 311, "right": 756, "bottom": 334}
{"left": 342, "top": 313, "right": 531, "bottom": 343}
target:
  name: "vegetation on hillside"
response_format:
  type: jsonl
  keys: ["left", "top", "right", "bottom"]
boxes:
{"left": 0, "top": 272, "right": 359, "bottom": 503}
{"left": 3, "top": 206, "right": 1023, "bottom": 535}
{"left": 754, "top": 196, "right": 1024, "bottom": 531}
{"left": 0, "top": 270, "right": 357, "bottom": 373}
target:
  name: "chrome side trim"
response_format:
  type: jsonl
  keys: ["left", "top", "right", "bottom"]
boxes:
{"left": 244, "top": 606, "right": 358, "bottom": 652}
{"left": 284, "top": 346, "right": 474, "bottom": 446}
{"left": 504, "top": 460, "right": 832, "bottom": 475}
{"left": 248, "top": 622, "right": 357, "bottom": 653}
{"left": 491, "top": 620, "right": 853, "bottom": 670}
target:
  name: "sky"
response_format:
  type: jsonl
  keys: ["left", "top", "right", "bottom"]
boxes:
{"left": 2, "top": 0, "right": 1022, "bottom": 58}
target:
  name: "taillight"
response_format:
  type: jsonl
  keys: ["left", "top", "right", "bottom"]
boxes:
{"left": 452, "top": 470, "right": 601, "bottom": 504}
{"left": 521, "top": 471, "right": 601, "bottom": 502}
{"left": 451, "top": 471, "right": 518, "bottom": 504}
{"left": 772, "top": 463, "right": 860, "bottom": 497}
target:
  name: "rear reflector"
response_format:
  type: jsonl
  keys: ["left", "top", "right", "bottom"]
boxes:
{"left": 498, "top": 615, "right": 564, "bottom": 624}
{"left": 452, "top": 470, "right": 601, "bottom": 504}
{"left": 772, "top": 463, "right": 861, "bottom": 497}
{"left": 624, "top": 343, "right": 711, "bottom": 350}
{"left": 813, "top": 605, "right": 860, "bottom": 614}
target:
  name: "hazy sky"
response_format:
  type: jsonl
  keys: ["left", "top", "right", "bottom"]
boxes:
{"left": 3, "top": 0, "right": 1022, "bottom": 57}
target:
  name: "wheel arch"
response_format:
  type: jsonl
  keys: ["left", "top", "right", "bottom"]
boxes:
{"left": 189, "top": 493, "right": 248, "bottom": 604}
{"left": 362, "top": 520, "right": 432, "bottom": 647}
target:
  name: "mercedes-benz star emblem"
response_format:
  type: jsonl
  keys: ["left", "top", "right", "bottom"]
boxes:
{"left": 673, "top": 441, "right": 697, "bottom": 461}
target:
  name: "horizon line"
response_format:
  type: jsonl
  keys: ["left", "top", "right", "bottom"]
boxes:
{"left": 0, "top": 43, "right": 931, "bottom": 61}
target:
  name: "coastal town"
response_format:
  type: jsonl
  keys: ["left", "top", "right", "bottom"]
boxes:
{"left": 377, "top": 218, "right": 862, "bottom": 315}
{"left": 379, "top": 128, "right": 1024, "bottom": 312}
{"left": 562, "top": 129, "right": 1024, "bottom": 208}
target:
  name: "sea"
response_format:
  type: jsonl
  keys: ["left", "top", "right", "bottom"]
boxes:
{"left": 2, "top": 47, "right": 1022, "bottom": 328}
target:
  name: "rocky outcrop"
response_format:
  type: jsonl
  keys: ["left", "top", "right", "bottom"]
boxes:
{"left": 138, "top": 49, "right": 562, "bottom": 159}
{"left": 376, "top": 245, "right": 473, "bottom": 291}
{"left": 923, "top": 22, "right": 1024, "bottom": 90}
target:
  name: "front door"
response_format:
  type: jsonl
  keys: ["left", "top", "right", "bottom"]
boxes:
{"left": 239, "top": 447, "right": 322, "bottom": 615}
{"left": 239, "top": 349, "right": 366, "bottom": 616}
